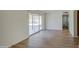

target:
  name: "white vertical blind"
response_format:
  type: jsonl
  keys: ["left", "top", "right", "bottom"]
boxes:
{"left": 29, "top": 13, "right": 42, "bottom": 35}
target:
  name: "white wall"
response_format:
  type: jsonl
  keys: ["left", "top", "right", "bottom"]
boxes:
{"left": 68, "top": 10, "right": 78, "bottom": 37}
{"left": 68, "top": 10, "right": 75, "bottom": 37}
{"left": 41, "top": 14, "right": 46, "bottom": 30}
{"left": 0, "top": 10, "right": 46, "bottom": 47}
{"left": 46, "top": 10, "right": 76, "bottom": 37}
{"left": 0, "top": 10, "right": 29, "bottom": 47}
{"left": 0, "top": 11, "right": 4, "bottom": 46}
{"left": 46, "top": 11, "right": 62, "bottom": 30}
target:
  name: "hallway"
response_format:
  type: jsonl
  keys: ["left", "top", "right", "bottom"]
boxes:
{"left": 11, "top": 30, "right": 79, "bottom": 48}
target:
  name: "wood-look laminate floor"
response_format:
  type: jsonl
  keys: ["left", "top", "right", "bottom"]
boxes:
{"left": 11, "top": 30, "right": 79, "bottom": 48}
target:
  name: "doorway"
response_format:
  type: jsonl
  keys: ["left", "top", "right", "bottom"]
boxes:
{"left": 29, "top": 13, "right": 42, "bottom": 35}
{"left": 77, "top": 11, "right": 79, "bottom": 36}
{"left": 62, "top": 13, "right": 69, "bottom": 30}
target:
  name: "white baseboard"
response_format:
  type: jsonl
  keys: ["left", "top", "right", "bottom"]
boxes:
{"left": 46, "top": 29, "right": 62, "bottom": 31}
{"left": 8, "top": 30, "right": 43, "bottom": 48}
{"left": 8, "top": 36, "right": 29, "bottom": 48}
{"left": 0, "top": 46, "right": 8, "bottom": 48}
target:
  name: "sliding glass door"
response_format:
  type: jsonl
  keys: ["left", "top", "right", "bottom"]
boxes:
{"left": 29, "top": 13, "right": 42, "bottom": 35}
